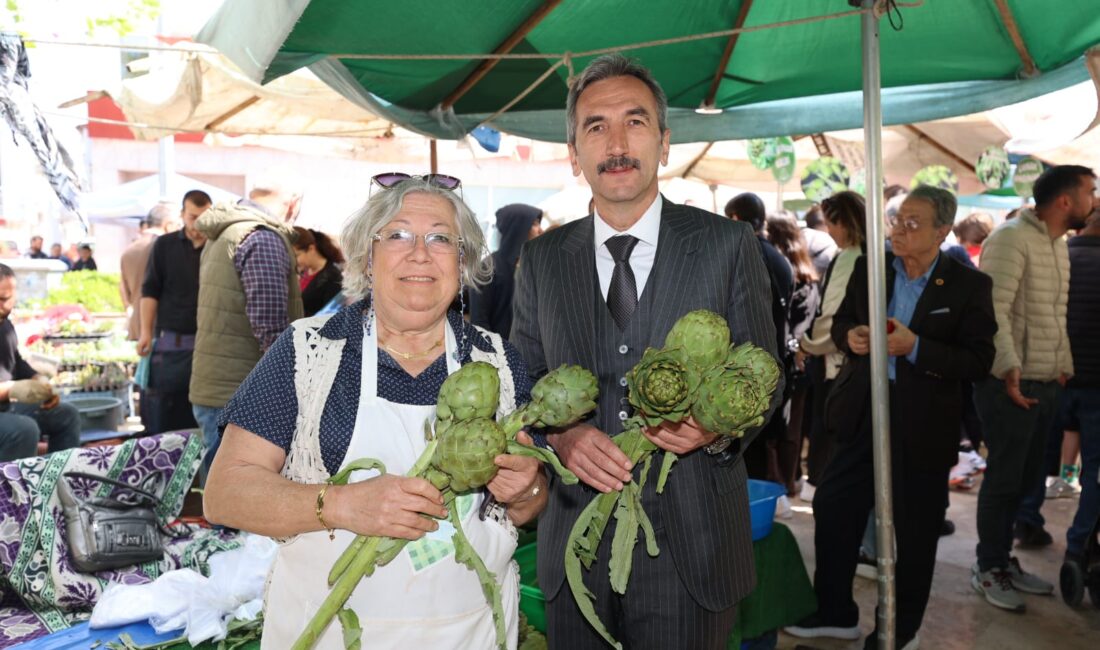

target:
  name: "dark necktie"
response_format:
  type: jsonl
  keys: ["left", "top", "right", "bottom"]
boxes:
{"left": 605, "top": 234, "right": 639, "bottom": 330}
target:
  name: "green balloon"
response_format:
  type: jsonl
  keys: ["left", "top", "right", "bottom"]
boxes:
{"left": 911, "top": 165, "right": 959, "bottom": 195}
{"left": 771, "top": 137, "right": 796, "bottom": 183}
{"left": 1013, "top": 157, "right": 1045, "bottom": 198}
{"left": 748, "top": 138, "right": 778, "bottom": 170}
{"left": 800, "top": 157, "right": 850, "bottom": 202}
{"left": 977, "top": 147, "right": 1010, "bottom": 189}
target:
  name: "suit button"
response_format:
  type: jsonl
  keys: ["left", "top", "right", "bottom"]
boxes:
{"left": 619, "top": 377, "right": 628, "bottom": 387}
{"left": 618, "top": 410, "right": 628, "bottom": 421}
{"left": 618, "top": 344, "right": 629, "bottom": 354}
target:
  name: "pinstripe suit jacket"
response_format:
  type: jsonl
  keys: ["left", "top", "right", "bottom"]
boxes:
{"left": 512, "top": 198, "right": 780, "bottom": 612}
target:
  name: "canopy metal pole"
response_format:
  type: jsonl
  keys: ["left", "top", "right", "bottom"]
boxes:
{"left": 860, "top": 2, "right": 896, "bottom": 648}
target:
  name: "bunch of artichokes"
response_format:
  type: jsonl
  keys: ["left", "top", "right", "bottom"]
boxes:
{"left": 566, "top": 309, "right": 780, "bottom": 649}
{"left": 292, "top": 362, "right": 598, "bottom": 650}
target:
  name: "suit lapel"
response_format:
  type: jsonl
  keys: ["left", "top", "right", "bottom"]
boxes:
{"left": 560, "top": 215, "right": 597, "bottom": 363}
{"left": 646, "top": 199, "right": 704, "bottom": 343}
{"left": 908, "top": 253, "right": 952, "bottom": 333}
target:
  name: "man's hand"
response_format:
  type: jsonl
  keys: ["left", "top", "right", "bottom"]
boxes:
{"left": 643, "top": 416, "right": 717, "bottom": 455}
{"left": 136, "top": 333, "right": 153, "bottom": 357}
{"left": 1058, "top": 372, "right": 1070, "bottom": 387}
{"left": 794, "top": 349, "right": 807, "bottom": 372}
{"left": 847, "top": 325, "right": 870, "bottom": 356}
{"left": 1004, "top": 367, "right": 1039, "bottom": 410}
{"left": 886, "top": 318, "right": 917, "bottom": 357}
{"left": 40, "top": 394, "right": 60, "bottom": 410}
{"left": 548, "top": 423, "right": 633, "bottom": 493}
{"left": 488, "top": 431, "right": 542, "bottom": 504}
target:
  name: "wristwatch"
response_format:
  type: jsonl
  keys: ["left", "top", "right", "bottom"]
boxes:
{"left": 704, "top": 436, "right": 733, "bottom": 455}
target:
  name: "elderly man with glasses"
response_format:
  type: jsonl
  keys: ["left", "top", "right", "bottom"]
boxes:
{"left": 786, "top": 185, "right": 997, "bottom": 650}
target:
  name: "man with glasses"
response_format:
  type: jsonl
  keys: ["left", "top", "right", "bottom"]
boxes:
{"left": 971, "top": 165, "right": 1097, "bottom": 612}
{"left": 512, "top": 54, "right": 779, "bottom": 649}
{"left": 787, "top": 185, "right": 996, "bottom": 649}
{"left": 190, "top": 175, "right": 304, "bottom": 481}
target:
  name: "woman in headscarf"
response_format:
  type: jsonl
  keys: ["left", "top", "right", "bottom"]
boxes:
{"left": 469, "top": 203, "right": 543, "bottom": 338}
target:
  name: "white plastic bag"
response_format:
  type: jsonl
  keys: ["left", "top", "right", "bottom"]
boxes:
{"left": 90, "top": 534, "right": 278, "bottom": 645}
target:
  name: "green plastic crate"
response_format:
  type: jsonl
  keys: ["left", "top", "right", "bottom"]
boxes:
{"left": 513, "top": 542, "right": 546, "bottom": 633}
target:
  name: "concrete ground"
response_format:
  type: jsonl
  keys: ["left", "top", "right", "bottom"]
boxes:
{"left": 777, "top": 480, "right": 1100, "bottom": 650}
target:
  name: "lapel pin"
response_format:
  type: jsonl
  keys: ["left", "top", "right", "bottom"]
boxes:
{"left": 935, "top": 278, "right": 945, "bottom": 286}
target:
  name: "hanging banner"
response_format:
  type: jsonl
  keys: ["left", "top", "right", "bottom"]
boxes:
{"left": 800, "top": 156, "right": 849, "bottom": 201}
{"left": 771, "top": 137, "right": 796, "bottom": 183}
{"left": 1013, "top": 156, "right": 1044, "bottom": 198}
{"left": 910, "top": 165, "right": 959, "bottom": 195}
{"left": 976, "top": 146, "right": 1010, "bottom": 189}
{"left": 747, "top": 138, "right": 778, "bottom": 170}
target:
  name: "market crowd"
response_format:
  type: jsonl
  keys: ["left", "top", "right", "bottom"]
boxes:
{"left": 0, "top": 53, "right": 1095, "bottom": 650}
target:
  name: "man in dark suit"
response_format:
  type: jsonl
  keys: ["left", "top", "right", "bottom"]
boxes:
{"left": 785, "top": 186, "right": 996, "bottom": 649}
{"left": 512, "top": 54, "right": 779, "bottom": 649}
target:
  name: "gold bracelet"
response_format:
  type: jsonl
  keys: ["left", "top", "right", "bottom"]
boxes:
{"left": 316, "top": 483, "right": 335, "bottom": 541}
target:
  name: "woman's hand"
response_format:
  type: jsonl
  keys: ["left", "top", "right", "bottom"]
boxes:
{"left": 488, "top": 431, "right": 541, "bottom": 504}
{"left": 847, "top": 325, "right": 870, "bottom": 356}
{"left": 330, "top": 475, "right": 448, "bottom": 540}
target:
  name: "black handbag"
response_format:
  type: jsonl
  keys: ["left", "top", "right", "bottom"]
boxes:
{"left": 56, "top": 471, "right": 169, "bottom": 573}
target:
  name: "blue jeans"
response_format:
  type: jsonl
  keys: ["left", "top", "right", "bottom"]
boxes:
{"left": 1062, "top": 387, "right": 1100, "bottom": 557}
{"left": 0, "top": 402, "right": 81, "bottom": 462}
{"left": 191, "top": 404, "right": 224, "bottom": 484}
{"left": 973, "top": 377, "right": 1061, "bottom": 571}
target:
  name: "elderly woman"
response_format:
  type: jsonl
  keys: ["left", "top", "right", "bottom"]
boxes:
{"left": 204, "top": 176, "right": 545, "bottom": 649}
{"left": 786, "top": 185, "right": 996, "bottom": 648}
{"left": 795, "top": 191, "right": 868, "bottom": 498}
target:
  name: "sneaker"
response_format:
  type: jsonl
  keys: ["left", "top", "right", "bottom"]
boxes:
{"left": 799, "top": 480, "right": 816, "bottom": 503}
{"left": 856, "top": 549, "right": 877, "bottom": 580}
{"left": 963, "top": 449, "right": 986, "bottom": 473}
{"left": 971, "top": 564, "right": 1026, "bottom": 612}
{"left": 952, "top": 474, "right": 977, "bottom": 491}
{"left": 784, "top": 612, "right": 861, "bottom": 640}
{"left": 1006, "top": 557, "right": 1054, "bottom": 595}
{"left": 1045, "top": 476, "right": 1080, "bottom": 499}
{"left": 775, "top": 495, "right": 794, "bottom": 519}
{"left": 948, "top": 454, "right": 972, "bottom": 485}
{"left": 1014, "top": 522, "right": 1053, "bottom": 548}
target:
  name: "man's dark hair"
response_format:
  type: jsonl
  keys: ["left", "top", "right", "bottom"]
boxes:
{"left": 0, "top": 264, "right": 14, "bottom": 280}
{"left": 566, "top": 53, "right": 668, "bottom": 145}
{"left": 1033, "top": 164, "right": 1095, "bottom": 207}
{"left": 804, "top": 204, "right": 825, "bottom": 229}
{"left": 724, "top": 193, "right": 766, "bottom": 233}
{"left": 183, "top": 189, "right": 213, "bottom": 209}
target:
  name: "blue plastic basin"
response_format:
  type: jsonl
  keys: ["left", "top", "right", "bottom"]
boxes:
{"left": 748, "top": 479, "right": 787, "bottom": 541}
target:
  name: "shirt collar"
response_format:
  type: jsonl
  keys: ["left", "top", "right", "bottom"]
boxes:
{"left": 892, "top": 252, "right": 940, "bottom": 286}
{"left": 593, "top": 193, "right": 663, "bottom": 251}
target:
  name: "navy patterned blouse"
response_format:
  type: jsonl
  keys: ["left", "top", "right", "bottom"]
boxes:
{"left": 220, "top": 301, "right": 533, "bottom": 476}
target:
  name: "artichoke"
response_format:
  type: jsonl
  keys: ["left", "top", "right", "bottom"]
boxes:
{"left": 691, "top": 368, "right": 769, "bottom": 437}
{"left": 626, "top": 348, "right": 696, "bottom": 427}
{"left": 527, "top": 365, "right": 599, "bottom": 428}
{"left": 664, "top": 309, "right": 731, "bottom": 372}
{"left": 725, "top": 342, "right": 782, "bottom": 389}
{"left": 431, "top": 417, "right": 508, "bottom": 492}
{"left": 435, "top": 361, "right": 500, "bottom": 433}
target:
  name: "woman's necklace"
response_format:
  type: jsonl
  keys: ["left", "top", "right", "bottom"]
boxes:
{"left": 380, "top": 337, "right": 443, "bottom": 361}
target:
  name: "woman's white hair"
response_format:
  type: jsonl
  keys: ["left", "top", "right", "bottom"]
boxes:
{"left": 340, "top": 178, "right": 492, "bottom": 301}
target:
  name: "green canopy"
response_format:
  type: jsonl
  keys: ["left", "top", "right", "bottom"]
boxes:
{"left": 197, "top": 0, "right": 1100, "bottom": 142}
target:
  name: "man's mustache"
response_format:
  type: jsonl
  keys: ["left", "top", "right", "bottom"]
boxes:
{"left": 597, "top": 156, "right": 641, "bottom": 174}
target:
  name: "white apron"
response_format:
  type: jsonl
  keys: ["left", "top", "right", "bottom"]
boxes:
{"left": 262, "top": 316, "right": 520, "bottom": 649}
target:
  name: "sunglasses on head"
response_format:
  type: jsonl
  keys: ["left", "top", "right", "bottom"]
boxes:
{"left": 370, "top": 172, "right": 462, "bottom": 192}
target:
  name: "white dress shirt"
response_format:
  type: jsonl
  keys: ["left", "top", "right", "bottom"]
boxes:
{"left": 593, "top": 194, "right": 663, "bottom": 301}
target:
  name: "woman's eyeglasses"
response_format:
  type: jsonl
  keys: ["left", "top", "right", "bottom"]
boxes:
{"left": 372, "top": 228, "right": 463, "bottom": 255}
{"left": 370, "top": 172, "right": 462, "bottom": 195}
